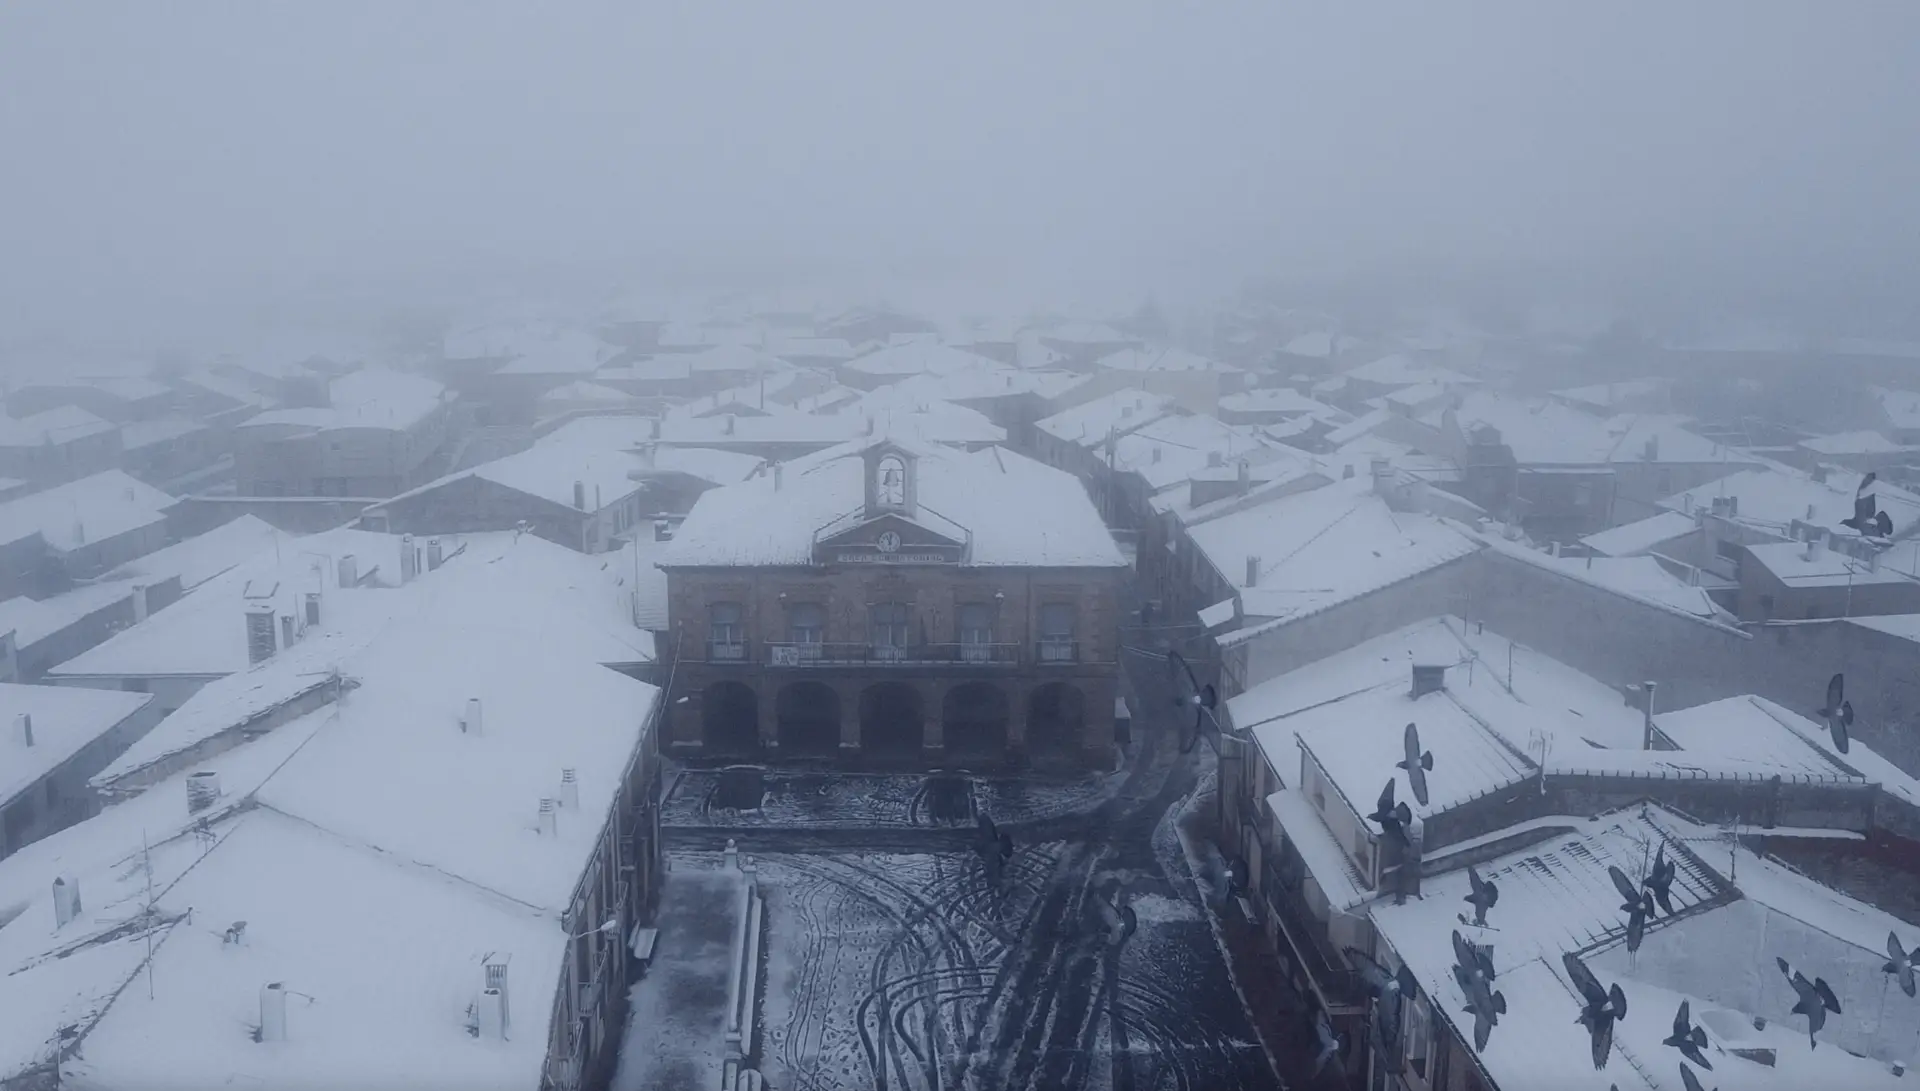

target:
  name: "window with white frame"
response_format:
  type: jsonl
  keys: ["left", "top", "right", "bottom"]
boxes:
{"left": 709, "top": 602, "right": 746, "bottom": 659}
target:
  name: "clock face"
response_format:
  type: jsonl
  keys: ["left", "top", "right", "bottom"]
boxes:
{"left": 876, "top": 530, "right": 901, "bottom": 553}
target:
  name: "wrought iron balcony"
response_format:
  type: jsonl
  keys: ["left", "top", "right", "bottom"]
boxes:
{"left": 708, "top": 640, "right": 749, "bottom": 662}
{"left": 1035, "top": 638, "right": 1079, "bottom": 664}
{"left": 762, "top": 641, "right": 1021, "bottom": 666}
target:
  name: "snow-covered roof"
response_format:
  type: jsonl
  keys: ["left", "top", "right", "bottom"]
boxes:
{"left": 1427, "top": 393, "right": 1730, "bottom": 466}
{"left": 1094, "top": 346, "right": 1237, "bottom": 373}
{"left": 765, "top": 336, "right": 855, "bottom": 360}
{"left": 0, "top": 470, "right": 174, "bottom": 552}
{"left": 1217, "top": 387, "right": 1341, "bottom": 418}
{"left": 1323, "top": 406, "right": 1393, "bottom": 447}
{"left": 661, "top": 436, "right": 1126, "bottom": 569}
{"left": 1265, "top": 788, "right": 1369, "bottom": 911}
{"left": 1872, "top": 385, "right": 1920, "bottom": 430}
{"left": 649, "top": 406, "right": 1004, "bottom": 448}
{"left": 0, "top": 406, "right": 116, "bottom": 448}
{"left": 840, "top": 342, "right": 1000, "bottom": 379}
{"left": 0, "top": 583, "right": 142, "bottom": 650}
{"left": 1279, "top": 331, "right": 1361, "bottom": 359}
{"left": 177, "top": 367, "right": 274, "bottom": 408}
{"left": 1742, "top": 539, "right": 1914, "bottom": 588}
{"left": 1341, "top": 353, "right": 1478, "bottom": 388}
{"left": 1230, "top": 617, "right": 1650, "bottom": 758}
{"left": 1037, "top": 321, "right": 1132, "bottom": 345}
{"left": 0, "top": 683, "right": 152, "bottom": 808}
{"left": 1579, "top": 511, "right": 1698, "bottom": 557}
{"left": 45, "top": 528, "right": 414, "bottom": 680}
{"left": 1190, "top": 478, "right": 1480, "bottom": 646}
{"left": 1660, "top": 466, "right": 1920, "bottom": 541}
{"left": 92, "top": 531, "right": 654, "bottom": 791}
{"left": 595, "top": 356, "right": 692, "bottom": 383}
{"left": 239, "top": 369, "right": 446, "bottom": 433}
{"left": 1656, "top": 695, "right": 1919, "bottom": 803}
{"left": 118, "top": 417, "right": 210, "bottom": 451}
{"left": 493, "top": 329, "right": 617, "bottom": 375}
{"left": 1799, "top": 429, "right": 1915, "bottom": 456}
{"left": 105, "top": 515, "right": 288, "bottom": 592}
{"left": 1550, "top": 377, "right": 1671, "bottom": 412}
{"left": 476, "top": 442, "right": 644, "bottom": 512}
{"left": 538, "top": 380, "right": 636, "bottom": 404}
{"left": 676, "top": 343, "right": 789, "bottom": 374}
{"left": 882, "top": 367, "right": 1089, "bottom": 405}
{"left": 1507, "top": 551, "right": 1728, "bottom": 621}
{"left": 1108, "top": 415, "right": 1277, "bottom": 492}
{"left": 1033, "top": 389, "right": 1177, "bottom": 448}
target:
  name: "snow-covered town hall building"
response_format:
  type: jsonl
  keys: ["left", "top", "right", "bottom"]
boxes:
{"left": 658, "top": 434, "right": 1129, "bottom": 768}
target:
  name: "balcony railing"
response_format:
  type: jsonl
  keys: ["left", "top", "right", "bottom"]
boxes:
{"left": 1035, "top": 638, "right": 1079, "bottom": 664}
{"left": 708, "top": 640, "right": 748, "bottom": 662}
{"left": 762, "top": 641, "right": 1021, "bottom": 666}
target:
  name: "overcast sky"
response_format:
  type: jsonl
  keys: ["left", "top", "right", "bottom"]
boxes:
{"left": 3, "top": 2, "right": 1918, "bottom": 346}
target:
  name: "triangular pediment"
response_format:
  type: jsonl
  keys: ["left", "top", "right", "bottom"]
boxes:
{"left": 814, "top": 511, "right": 967, "bottom": 564}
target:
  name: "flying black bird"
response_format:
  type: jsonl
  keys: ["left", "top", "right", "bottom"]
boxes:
{"left": 1679, "top": 1061, "right": 1715, "bottom": 1091}
{"left": 1309, "top": 1003, "right": 1344, "bottom": 1076}
{"left": 1167, "top": 649, "right": 1220, "bottom": 754}
{"left": 1609, "top": 864, "right": 1657, "bottom": 953}
{"left": 1461, "top": 973, "right": 1507, "bottom": 1053}
{"left": 1663, "top": 999, "right": 1713, "bottom": 1070}
{"left": 1565, "top": 952, "right": 1628, "bottom": 1070}
{"left": 1346, "top": 946, "right": 1417, "bottom": 1051}
{"left": 1776, "top": 957, "right": 1842, "bottom": 1049}
{"left": 1644, "top": 843, "right": 1677, "bottom": 916}
{"left": 1464, "top": 865, "right": 1500, "bottom": 927}
{"left": 1451, "top": 929, "right": 1496, "bottom": 983}
{"left": 1817, "top": 672, "right": 1855, "bottom": 755}
{"left": 1370, "top": 778, "right": 1414, "bottom": 846}
{"left": 1398, "top": 722, "right": 1434, "bottom": 807}
{"left": 1842, "top": 472, "right": 1893, "bottom": 538}
{"left": 1884, "top": 932, "right": 1919, "bottom": 998}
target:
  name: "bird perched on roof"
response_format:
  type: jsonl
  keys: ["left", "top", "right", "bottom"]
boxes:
{"left": 1776, "top": 957, "right": 1842, "bottom": 1049}
{"left": 1679, "top": 1061, "right": 1716, "bottom": 1091}
{"left": 1644, "top": 843, "right": 1678, "bottom": 916}
{"left": 1464, "top": 865, "right": 1499, "bottom": 927}
{"left": 1370, "top": 779, "right": 1413, "bottom": 846}
{"left": 1841, "top": 471, "right": 1895, "bottom": 539}
{"left": 1817, "top": 672, "right": 1855, "bottom": 755}
{"left": 1663, "top": 999, "right": 1713, "bottom": 1070}
{"left": 1609, "top": 865, "right": 1657, "bottom": 954}
{"left": 1884, "top": 932, "right": 1919, "bottom": 998}
{"left": 1398, "top": 722, "right": 1434, "bottom": 807}
{"left": 1565, "top": 952, "right": 1628, "bottom": 1070}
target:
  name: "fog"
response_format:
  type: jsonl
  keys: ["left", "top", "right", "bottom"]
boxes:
{"left": 4, "top": 2, "right": 1918, "bottom": 349}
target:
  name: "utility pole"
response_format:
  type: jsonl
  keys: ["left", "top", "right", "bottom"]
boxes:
{"left": 1641, "top": 680, "right": 1657, "bottom": 751}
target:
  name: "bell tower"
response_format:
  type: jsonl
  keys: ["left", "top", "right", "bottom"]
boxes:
{"left": 863, "top": 442, "right": 916, "bottom": 519}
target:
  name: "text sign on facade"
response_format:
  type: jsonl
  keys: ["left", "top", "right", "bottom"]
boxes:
{"left": 835, "top": 552, "right": 948, "bottom": 564}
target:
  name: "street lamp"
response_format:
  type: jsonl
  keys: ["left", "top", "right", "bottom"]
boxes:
{"left": 568, "top": 918, "right": 620, "bottom": 940}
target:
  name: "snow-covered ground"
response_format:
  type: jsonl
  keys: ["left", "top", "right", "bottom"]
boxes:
{"left": 661, "top": 768, "right": 1123, "bottom": 832}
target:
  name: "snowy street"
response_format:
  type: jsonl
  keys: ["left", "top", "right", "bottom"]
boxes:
{"left": 616, "top": 613, "right": 1302, "bottom": 1091}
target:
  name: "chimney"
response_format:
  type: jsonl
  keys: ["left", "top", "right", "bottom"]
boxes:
{"left": 640, "top": 442, "right": 657, "bottom": 467}
{"left": 1812, "top": 465, "right": 1828, "bottom": 484}
{"left": 1245, "top": 554, "right": 1261, "bottom": 587}
{"left": 51, "top": 876, "right": 81, "bottom": 928}
{"left": 17, "top": 712, "right": 31, "bottom": 747}
{"left": 1804, "top": 531, "right": 1822, "bottom": 562}
{"left": 1207, "top": 451, "right": 1224, "bottom": 468}
{"left": 72, "top": 518, "right": 85, "bottom": 546}
{"left": 572, "top": 481, "right": 587, "bottom": 510}
{"left": 426, "top": 537, "right": 444, "bottom": 570}
{"left": 773, "top": 463, "right": 784, "bottom": 490}
{"left": 726, "top": 414, "right": 738, "bottom": 435}
{"left": 477, "top": 987, "right": 507, "bottom": 1039}
{"left": 537, "top": 797, "right": 558, "bottom": 837}
{"left": 463, "top": 697, "right": 483, "bottom": 736}
{"left": 1642, "top": 435, "right": 1659, "bottom": 461}
{"left": 559, "top": 768, "right": 579, "bottom": 809}
{"left": 1411, "top": 664, "right": 1447, "bottom": 699}
{"left": 1343, "top": 464, "right": 1356, "bottom": 479}
{"left": 654, "top": 518, "right": 673, "bottom": 542}
{"left": 400, "top": 535, "right": 418, "bottom": 582}
{"left": 1236, "top": 459, "right": 1251, "bottom": 494}
{"left": 303, "top": 592, "right": 320, "bottom": 628}
{"left": 259, "top": 982, "right": 288, "bottom": 1042}
{"left": 1728, "top": 496, "right": 1739, "bottom": 517}
{"left": 187, "top": 770, "right": 221, "bottom": 813}
{"left": 133, "top": 584, "right": 149, "bottom": 624}
{"left": 279, "top": 614, "right": 295, "bottom": 650}
{"left": 1150, "top": 447, "right": 1161, "bottom": 464}
{"left": 483, "top": 956, "right": 511, "bottom": 1035}
{"left": 1549, "top": 541, "right": 1561, "bottom": 558}
{"left": 338, "top": 554, "right": 357, "bottom": 588}
{"left": 246, "top": 606, "right": 276, "bottom": 665}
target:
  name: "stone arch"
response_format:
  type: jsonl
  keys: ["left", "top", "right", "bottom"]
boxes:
{"left": 701, "top": 681, "right": 759, "bottom": 756}
{"left": 942, "top": 681, "right": 1010, "bottom": 760}
{"left": 776, "top": 681, "right": 841, "bottom": 757}
{"left": 859, "top": 682, "right": 924, "bottom": 755}
{"left": 1026, "top": 682, "right": 1086, "bottom": 758}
